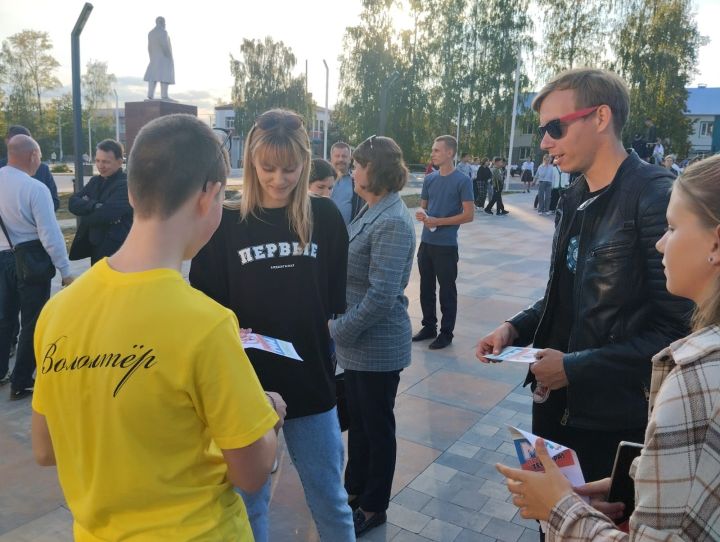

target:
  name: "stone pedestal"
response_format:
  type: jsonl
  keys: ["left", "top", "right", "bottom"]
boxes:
{"left": 125, "top": 101, "right": 197, "bottom": 153}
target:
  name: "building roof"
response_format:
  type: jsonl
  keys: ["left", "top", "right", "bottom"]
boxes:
{"left": 686, "top": 87, "right": 720, "bottom": 115}
{"left": 215, "top": 103, "right": 234, "bottom": 110}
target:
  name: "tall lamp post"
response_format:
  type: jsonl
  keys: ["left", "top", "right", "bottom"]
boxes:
{"left": 323, "top": 59, "right": 329, "bottom": 160}
{"left": 506, "top": 51, "right": 521, "bottom": 191}
{"left": 113, "top": 88, "right": 120, "bottom": 143}
{"left": 71, "top": 2, "right": 93, "bottom": 192}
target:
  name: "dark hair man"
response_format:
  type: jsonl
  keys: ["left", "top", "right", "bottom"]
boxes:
{"left": 68, "top": 139, "right": 133, "bottom": 265}
{"left": 413, "top": 135, "right": 474, "bottom": 350}
{"left": 476, "top": 68, "right": 692, "bottom": 489}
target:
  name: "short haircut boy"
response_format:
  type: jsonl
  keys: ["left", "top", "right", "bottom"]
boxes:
{"left": 434, "top": 135, "right": 458, "bottom": 154}
{"left": 96, "top": 139, "right": 124, "bottom": 160}
{"left": 128, "top": 114, "right": 228, "bottom": 219}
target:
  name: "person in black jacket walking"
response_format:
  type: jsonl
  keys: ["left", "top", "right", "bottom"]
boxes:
{"left": 474, "top": 157, "right": 492, "bottom": 209}
{"left": 476, "top": 69, "right": 692, "bottom": 489}
{"left": 68, "top": 139, "right": 132, "bottom": 265}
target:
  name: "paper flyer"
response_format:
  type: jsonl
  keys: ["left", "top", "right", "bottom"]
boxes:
{"left": 507, "top": 425, "right": 587, "bottom": 531}
{"left": 241, "top": 333, "right": 303, "bottom": 362}
{"left": 485, "top": 346, "right": 540, "bottom": 363}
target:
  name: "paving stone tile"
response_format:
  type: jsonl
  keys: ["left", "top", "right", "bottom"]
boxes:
{"left": 447, "top": 442, "right": 481, "bottom": 459}
{"left": 393, "top": 488, "right": 434, "bottom": 513}
{"left": 449, "top": 488, "right": 490, "bottom": 512}
{"left": 408, "top": 474, "right": 460, "bottom": 502}
{"left": 395, "top": 395, "right": 481, "bottom": 451}
{"left": 420, "top": 498, "right": 492, "bottom": 533}
{"left": 387, "top": 502, "right": 433, "bottom": 534}
{"left": 481, "top": 517, "right": 526, "bottom": 542}
{"left": 477, "top": 479, "right": 512, "bottom": 501}
{"left": 473, "top": 448, "right": 507, "bottom": 465}
{"left": 422, "top": 462, "right": 459, "bottom": 483}
{"left": 435, "top": 452, "right": 484, "bottom": 476}
{"left": 479, "top": 498, "right": 519, "bottom": 521}
{"left": 518, "top": 527, "right": 542, "bottom": 542}
{"left": 497, "top": 442, "right": 518, "bottom": 456}
{"left": 467, "top": 422, "right": 500, "bottom": 437}
{"left": 360, "top": 522, "right": 402, "bottom": 541}
{"left": 392, "top": 531, "right": 434, "bottom": 542}
{"left": 512, "top": 511, "right": 540, "bottom": 530}
{"left": 419, "top": 518, "right": 463, "bottom": 542}
{"left": 454, "top": 529, "right": 496, "bottom": 542}
{"left": 393, "top": 438, "right": 444, "bottom": 498}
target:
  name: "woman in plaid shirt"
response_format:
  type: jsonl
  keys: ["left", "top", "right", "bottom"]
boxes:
{"left": 496, "top": 154, "right": 720, "bottom": 540}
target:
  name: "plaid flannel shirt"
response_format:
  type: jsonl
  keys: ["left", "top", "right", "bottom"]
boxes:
{"left": 547, "top": 325, "right": 720, "bottom": 541}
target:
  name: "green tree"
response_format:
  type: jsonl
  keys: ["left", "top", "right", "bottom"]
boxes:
{"left": 230, "top": 37, "right": 314, "bottom": 136}
{"left": 0, "top": 30, "right": 61, "bottom": 131}
{"left": 536, "top": 0, "right": 614, "bottom": 79}
{"left": 82, "top": 60, "right": 117, "bottom": 151}
{"left": 612, "top": 0, "right": 706, "bottom": 155}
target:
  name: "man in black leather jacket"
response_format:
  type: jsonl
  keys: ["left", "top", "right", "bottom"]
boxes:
{"left": 476, "top": 69, "right": 692, "bottom": 483}
{"left": 69, "top": 139, "right": 133, "bottom": 265}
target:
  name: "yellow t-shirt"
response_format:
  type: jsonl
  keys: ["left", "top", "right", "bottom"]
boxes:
{"left": 32, "top": 259, "right": 278, "bottom": 541}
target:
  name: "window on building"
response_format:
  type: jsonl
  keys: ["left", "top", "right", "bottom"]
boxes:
{"left": 699, "top": 121, "right": 713, "bottom": 137}
{"left": 523, "top": 121, "right": 534, "bottom": 135}
{"left": 319, "top": 120, "right": 325, "bottom": 132}
{"left": 225, "top": 117, "right": 235, "bottom": 130}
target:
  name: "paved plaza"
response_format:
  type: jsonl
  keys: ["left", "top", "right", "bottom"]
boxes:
{"left": 0, "top": 191, "right": 555, "bottom": 542}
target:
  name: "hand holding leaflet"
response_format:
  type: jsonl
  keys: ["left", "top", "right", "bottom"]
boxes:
{"left": 484, "top": 346, "right": 541, "bottom": 363}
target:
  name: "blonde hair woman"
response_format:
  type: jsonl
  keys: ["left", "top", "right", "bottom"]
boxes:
{"left": 190, "top": 109, "right": 354, "bottom": 541}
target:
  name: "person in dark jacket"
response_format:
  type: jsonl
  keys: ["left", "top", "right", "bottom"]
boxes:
{"left": 474, "top": 157, "right": 492, "bottom": 208}
{"left": 476, "top": 69, "right": 692, "bottom": 488}
{"left": 68, "top": 139, "right": 132, "bottom": 265}
{"left": 0, "top": 125, "right": 59, "bottom": 211}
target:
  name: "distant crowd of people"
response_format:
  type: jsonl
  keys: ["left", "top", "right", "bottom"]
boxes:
{"left": 0, "top": 66, "right": 718, "bottom": 542}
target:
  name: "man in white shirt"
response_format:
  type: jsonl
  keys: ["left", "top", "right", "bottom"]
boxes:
{"left": 0, "top": 135, "right": 73, "bottom": 399}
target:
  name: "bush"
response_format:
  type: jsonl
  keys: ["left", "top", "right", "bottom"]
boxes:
{"left": 51, "top": 163, "right": 71, "bottom": 173}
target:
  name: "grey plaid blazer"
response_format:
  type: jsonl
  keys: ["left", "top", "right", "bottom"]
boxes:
{"left": 330, "top": 192, "right": 416, "bottom": 372}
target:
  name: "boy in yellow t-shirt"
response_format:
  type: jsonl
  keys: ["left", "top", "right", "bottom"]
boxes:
{"left": 31, "top": 114, "right": 284, "bottom": 541}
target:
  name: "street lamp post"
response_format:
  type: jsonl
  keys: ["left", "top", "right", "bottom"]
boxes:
{"left": 57, "top": 102, "right": 63, "bottom": 161}
{"left": 323, "top": 59, "right": 329, "bottom": 160}
{"left": 113, "top": 88, "right": 120, "bottom": 142}
{"left": 506, "top": 51, "right": 521, "bottom": 191}
{"left": 71, "top": 2, "right": 93, "bottom": 192}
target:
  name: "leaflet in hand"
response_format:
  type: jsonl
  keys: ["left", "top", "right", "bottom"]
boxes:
{"left": 508, "top": 426, "right": 587, "bottom": 532}
{"left": 485, "top": 346, "right": 540, "bottom": 363}
{"left": 242, "top": 333, "right": 303, "bottom": 362}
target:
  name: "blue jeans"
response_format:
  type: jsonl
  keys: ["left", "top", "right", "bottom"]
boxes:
{"left": 0, "top": 251, "right": 50, "bottom": 387}
{"left": 537, "top": 181, "right": 553, "bottom": 213}
{"left": 240, "top": 407, "right": 355, "bottom": 542}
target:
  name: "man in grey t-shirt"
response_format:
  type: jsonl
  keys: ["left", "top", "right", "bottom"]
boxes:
{"left": 413, "top": 135, "right": 474, "bottom": 350}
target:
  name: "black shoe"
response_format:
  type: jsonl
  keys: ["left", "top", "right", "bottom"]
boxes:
{"left": 429, "top": 333, "right": 453, "bottom": 349}
{"left": 484, "top": 209, "right": 493, "bottom": 215}
{"left": 353, "top": 509, "right": 387, "bottom": 537}
{"left": 499, "top": 210, "right": 509, "bottom": 215}
{"left": 10, "top": 385, "right": 33, "bottom": 401}
{"left": 412, "top": 327, "right": 437, "bottom": 342}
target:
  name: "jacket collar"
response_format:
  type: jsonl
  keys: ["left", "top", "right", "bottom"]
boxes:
{"left": 563, "top": 149, "right": 642, "bottom": 204}
{"left": 653, "top": 325, "right": 720, "bottom": 368}
{"left": 348, "top": 192, "right": 401, "bottom": 242}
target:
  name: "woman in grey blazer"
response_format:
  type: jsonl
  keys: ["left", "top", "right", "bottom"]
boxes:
{"left": 329, "top": 136, "right": 416, "bottom": 537}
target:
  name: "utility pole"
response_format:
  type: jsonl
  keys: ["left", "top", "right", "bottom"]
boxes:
{"left": 57, "top": 102, "right": 63, "bottom": 161}
{"left": 323, "top": 59, "right": 329, "bottom": 160}
{"left": 72, "top": 2, "right": 93, "bottom": 191}
{"left": 113, "top": 88, "right": 120, "bottom": 142}
{"left": 506, "top": 52, "right": 521, "bottom": 191}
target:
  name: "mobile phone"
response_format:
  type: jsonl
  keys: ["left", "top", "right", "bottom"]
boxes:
{"left": 607, "top": 441, "right": 643, "bottom": 524}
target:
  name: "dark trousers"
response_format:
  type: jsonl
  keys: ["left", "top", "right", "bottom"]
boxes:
{"left": 417, "top": 242, "right": 458, "bottom": 336}
{"left": 475, "top": 180, "right": 487, "bottom": 208}
{"left": 532, "top": 400, "right": 646, "bottom": 482}
{"left": 0, "top": 251, "right": 51, "bottom": 388}
{"left": 344, "top": 369, "right": 401, "bottom": 513}
{"left": 485, "top": 189, "right": 505, "bottom": 213}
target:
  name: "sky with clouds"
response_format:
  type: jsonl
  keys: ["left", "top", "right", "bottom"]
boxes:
{"left": 1, "top": 0, "right": 718, "bottom": 122}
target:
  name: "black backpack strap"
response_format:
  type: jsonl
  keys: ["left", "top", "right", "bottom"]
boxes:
{"left": 0, "top": 212, "right": 15, "bottom": 250}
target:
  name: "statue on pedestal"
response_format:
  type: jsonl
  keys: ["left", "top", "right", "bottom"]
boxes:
{"left": 144, "top": 17, "right": 175, "bottom": 101}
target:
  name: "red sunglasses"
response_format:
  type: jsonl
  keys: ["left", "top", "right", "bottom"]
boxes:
{"left": 538, "top": 106, "right": 600, "bottom": 140}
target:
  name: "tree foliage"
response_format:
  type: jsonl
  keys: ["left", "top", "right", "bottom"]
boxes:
{"left": 536, "top": 0, "right": 615, "bottom": 79}
{"left": 230, "top": 37, "right": 314, "bottom": 137}
{"left": 612, "top": 0, "right": 707, "bottom": 155}
{"left": 0, "top": 30, "right": 60, "bottom": 131}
